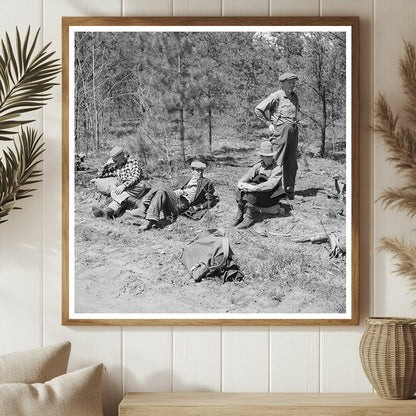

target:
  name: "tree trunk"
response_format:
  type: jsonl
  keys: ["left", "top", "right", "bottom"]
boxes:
{"left": 320, "top": 86, "right": 327, "bottom": 157}
{"left": 208, "top": 106, "right": 212, "bottom": 154}
{"left": 92, "top": 43, "right": 99, "bottom": 151}
{"left": 179, "top": 107, "right": 185, "bottom": 163}
{"left": 177, "top": 52, "right": 186, "bottom": 163}
{"left": 76, "top": 57, "right": 93, "bottom": 154}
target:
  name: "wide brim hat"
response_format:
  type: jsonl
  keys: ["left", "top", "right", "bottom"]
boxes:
{"left": 110, "top": 146, "right": 124, "bottom": 158}
{"left": 279, "top": 72, "right": 298, "bottom": 82}
{"left": 258, "top": 141, "right": 275, "bottom": 157}
{"left": 191, "top": 160, "right": 207, "bottom": 170}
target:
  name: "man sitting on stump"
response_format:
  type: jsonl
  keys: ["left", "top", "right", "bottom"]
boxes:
{"left": 91, "top": 146, "right": 147, "bottom": 219}
{"left": 128, "top": 160, "right": 218, "bottom": 231}
{"left": 230, "top": 141, "right": 285, "bottom": 229}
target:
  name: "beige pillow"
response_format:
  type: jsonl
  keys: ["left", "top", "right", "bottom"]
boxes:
{"left": 0, "top": 342, "right": 71, "bottom": 384}
{"left": 0, "top": 363, "right": 104, "bottom": 416}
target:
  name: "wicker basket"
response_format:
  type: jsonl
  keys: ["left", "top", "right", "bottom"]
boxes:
{"left": 359, "top": 317, "right": 416, "bottom": 399}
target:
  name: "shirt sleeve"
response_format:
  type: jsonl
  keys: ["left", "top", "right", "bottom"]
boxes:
{"left": 121, "top": 159, "right": 143, "bottom": 189}
{"left": 255, "top": 93, "right": 278, "bottom": 125}
{"left": 98, "top": 159, "right": 117, "bottom": 178}
{"left": 251, "top": 165, "right": 282, "bottom": 192}
{"left": 238, "top": 165, "right": 258, "bottom": 184}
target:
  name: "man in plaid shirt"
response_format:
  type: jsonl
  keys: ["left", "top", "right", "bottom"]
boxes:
{"left": 91, "top": 146, "right": 147, "bottom": 219}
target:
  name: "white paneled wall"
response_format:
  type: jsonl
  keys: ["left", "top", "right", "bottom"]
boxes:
{"left": 0, "top": 0, "right": 43, "bottom": 355}
{"left": 373, "top": 0, "right": 416, "bottom": 317}
{"left": 270, "top": 327, "right": 319, "bottom": 392}
{"left": 222, "top": 327, "right": 269, "bottom": 392}
{"left": 1, "top": 1, "right": 416, "bottom": 415}
{"left": 124, "top": 327, "right": 173, "bottom": 392}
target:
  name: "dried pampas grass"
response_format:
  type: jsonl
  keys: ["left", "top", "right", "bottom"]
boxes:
{"left": 379, "top": 237, "right": 416, "bottom": 292}
{"left": 375, "top": 40, "right": 416, "bottom": 291}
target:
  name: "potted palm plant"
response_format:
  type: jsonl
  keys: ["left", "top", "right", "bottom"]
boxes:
{"left": 0, "top": 27, "right": 60, "bottom": 223}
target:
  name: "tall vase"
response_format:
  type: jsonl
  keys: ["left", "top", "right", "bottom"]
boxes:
{"left": 359, "top": 317, "right": 416, "bottom": 399}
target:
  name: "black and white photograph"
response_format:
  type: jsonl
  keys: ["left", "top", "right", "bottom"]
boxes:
{"left": 63, "top": 18, "right": 358, "bottom": 325}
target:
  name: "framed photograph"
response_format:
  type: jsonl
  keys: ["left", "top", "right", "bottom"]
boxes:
{"left": 62, "top": 17, "right": 359, "bottom": 325}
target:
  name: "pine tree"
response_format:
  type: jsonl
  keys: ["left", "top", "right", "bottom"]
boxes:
{"left": 301, "top": 32, "right": 346, "bottom": 157}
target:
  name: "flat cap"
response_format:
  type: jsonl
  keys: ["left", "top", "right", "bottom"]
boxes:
{"left": 279, "top": 72, "right": 298, "bottom": 82}
{"left": 191, "top": 160, "right": 207, "bottom": 170}
{"left": 110, "top": 146, "right": 124, "bottom": 158}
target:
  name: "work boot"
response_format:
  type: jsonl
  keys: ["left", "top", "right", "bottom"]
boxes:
{"left": 138, "top": 219, "right": 157, "bottom": 231}
{"left": 236, "top": 205, "right": 255, "bottom": 229}
{"left": 103, "top": 208, "right": 115, "bottom": 219}
{"left": 285, "top": 186, "right": 295, "bottom": 200}
{"left": 230, "top": 204, "right": 245, "bottom": 226}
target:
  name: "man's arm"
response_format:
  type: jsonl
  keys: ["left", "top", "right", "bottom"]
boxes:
{"left": 249, "top": 165, "right": 282, "bottom": 192}
{"left": 98, "top": 159, "right": 117, "bottom": 178}
{"left": 120, "top": 159, "right": 143, "bottom": 189}
{"left": 190, "top": 180, "right": 218, "bottom": 211}
{"left": 255, "top": 92, "right": 278, "bottom": 129}
{"left": 238, "top": 165, "right": 257, "bottom": 187}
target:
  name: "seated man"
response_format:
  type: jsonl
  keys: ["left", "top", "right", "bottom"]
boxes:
{"left": 230, "top": 141, "right": 285, "bottom": 229}
{"left": 91, "top": 146, "right": 147, "bottom": 219}
{"left": 129, "top": 160, "right": 218, "bottom": 231}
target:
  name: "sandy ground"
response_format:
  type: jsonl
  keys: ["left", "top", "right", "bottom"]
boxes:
{"left": 74, "top": 144, "right": 347, "bottom": 315}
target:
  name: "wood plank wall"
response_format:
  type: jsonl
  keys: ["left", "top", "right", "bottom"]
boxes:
{"left": 1, "top": 1, "right": 416, "bottom": 415}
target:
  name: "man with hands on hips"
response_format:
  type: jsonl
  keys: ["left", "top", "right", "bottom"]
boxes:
{"left": 255, "top": 72, "right": 300, "bottom": 199}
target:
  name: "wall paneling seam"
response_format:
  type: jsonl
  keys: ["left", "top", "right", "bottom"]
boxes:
{"left": 121, "top": 329, "right": 125, "bottom": 395}
{"left": 319, "top": 330, "right": 322, "bottom": 392}
{"left": 220, "top": 326, "right": 223, "bottom": 391}
{"left": 171, "top": 327, "right": 174, "bottom": 392}
{"left": 268, "top": 327, "right": 271, "bottom": 392}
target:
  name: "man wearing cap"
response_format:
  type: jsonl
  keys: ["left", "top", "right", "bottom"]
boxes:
{"left": 91, "top": 146, "right": 147, "bottom": 218}
{"left": 128, "top": 160, "right": 218, "bottom": 231}
{"left": 230, "top": 141, "right": 285, "bottom": 229}
{"left": 255, "top": 72, "right": 300, "bottom": 198}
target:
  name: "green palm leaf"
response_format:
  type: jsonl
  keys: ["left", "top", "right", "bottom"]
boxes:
{"left": 0, "top": 26, "right": 59, "bottom": 224}
{"left": 0, "top": 127, "right": 45, "bottom": 223}
{"left": 0, "top": 27, "right": 61, "bottom": 141}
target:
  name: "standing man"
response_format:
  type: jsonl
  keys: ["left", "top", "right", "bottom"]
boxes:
{"left": 91, "top": 146, "right": 147, "bottom": 218}
{"left": 255, "top": 72, "right": 300, "bottom": 198}
{"left": 129, "top": 160, "right": 218, "bottom": 231}
{"left": 230, "top": 141, "right": 285, "bottom": 229}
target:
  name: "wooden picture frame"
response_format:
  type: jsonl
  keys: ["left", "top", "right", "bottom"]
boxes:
{"left": 62, "top": 16, "right": 359, "bottom": 326}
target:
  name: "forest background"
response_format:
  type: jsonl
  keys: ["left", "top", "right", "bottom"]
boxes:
{"left": 74, "top": 30, "right": 347, "bottom": 170}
